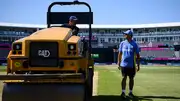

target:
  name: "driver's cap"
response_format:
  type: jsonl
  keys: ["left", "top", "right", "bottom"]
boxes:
{"left": 69, "top": 16, "right": 78, "bottom": 21}
{"left": 123, "top": 30, "right": 133, "bottom": 36}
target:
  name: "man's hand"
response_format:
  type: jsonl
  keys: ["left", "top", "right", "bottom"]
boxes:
{"left": 118, "top": 66, "right": 121, "bottom": 70}
{"left": 136, "top": 64, "right": 140, "bottom": 72}
{"left": 117, "top": 61, "right": 121, "bottom": 70}
{"left": 136, "top": 53, "right": 140, "bottom": 72}
{"left": 117, "top": 61, "right": 121, "bottom": 67}
{"left": 72, "top": 29, "right": 78, "bottom": 36}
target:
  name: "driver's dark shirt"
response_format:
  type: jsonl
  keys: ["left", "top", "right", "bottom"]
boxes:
{"left": 61, "top": 23, "right": 79, "bottom": 36}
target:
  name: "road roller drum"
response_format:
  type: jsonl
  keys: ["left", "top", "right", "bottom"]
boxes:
{"left": 2, "top": 83, "right": 85, "bottom": 101}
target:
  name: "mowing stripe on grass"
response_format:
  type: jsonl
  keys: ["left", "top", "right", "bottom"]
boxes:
{"left": 93, "top": 71, "right": 98, "bottom": 96}
{"left": 97, "top": 68, "right": 122, "bottom": 95}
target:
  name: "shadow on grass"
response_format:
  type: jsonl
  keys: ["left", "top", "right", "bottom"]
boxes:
{"left": 92, "top": 95, "right": 180, "bottom": 101}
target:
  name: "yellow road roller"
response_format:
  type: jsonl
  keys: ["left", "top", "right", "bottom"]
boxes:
{"left": 0, "top": 1, "right": 94, "bottom": 101}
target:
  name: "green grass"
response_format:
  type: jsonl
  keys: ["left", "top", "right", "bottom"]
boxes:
{"left": 0, "top": 66, "right": 6, "bottom": 71}
{"left": 93, "top": 65, "right": 180, "bottom": 101}
{"left": 0, "top": 66, "right": 6, "bottom": 72}
{"left": 0, "top": 65, "right": 180, "bottom": 101}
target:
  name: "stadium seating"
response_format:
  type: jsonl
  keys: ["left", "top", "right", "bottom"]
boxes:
{"left": 138, "top": 41, "right": 180, "bottom": 47}
{"left": 1, "top": 22, "right": 180, "bottom": 65}
{"left": 140, "top": 48, "right": 175, "bottom": 58}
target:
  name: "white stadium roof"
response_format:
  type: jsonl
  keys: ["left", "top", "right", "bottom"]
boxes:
{"left": 1, "top": 22, "right": 180, "bottom": 29}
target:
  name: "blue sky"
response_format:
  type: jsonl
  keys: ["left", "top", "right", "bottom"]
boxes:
{"left": 0, "top": 0, "right": 180, "bottom": 25}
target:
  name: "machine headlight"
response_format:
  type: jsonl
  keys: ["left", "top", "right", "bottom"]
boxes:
{"left": 68, "top": 44, "right": 76, "bottom": 50}
{"left": 13, "top": 43, "right": 22, "bottom": 50}
{"left": 12, "top": 43, "right": 22, "bottom": 54}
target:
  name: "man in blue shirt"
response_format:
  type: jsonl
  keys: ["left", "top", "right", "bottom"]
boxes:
{"left": 61, "top": 16, "right": 79, "bottom": 36}
{"left": 117, "top": 29, "right": 140, "bottom": 98}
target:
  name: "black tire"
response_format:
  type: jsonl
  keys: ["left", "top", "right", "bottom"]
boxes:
{"left": 84, "top": 68, "right": 93, "bottom": 101}
{"left": 87, "top": 68, "right": 93, "bottom": 98}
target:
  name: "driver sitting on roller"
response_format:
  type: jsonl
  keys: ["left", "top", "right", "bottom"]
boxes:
{"left": 61, "top": 16, "right": 79, "bottom": 36}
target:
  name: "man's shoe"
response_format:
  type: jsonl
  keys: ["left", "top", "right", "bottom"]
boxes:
{"left": 128, "top": 92, "right": 135, "bottom": 98}
{"left": 121, "top": 92, "right": 126, "bottom": 99}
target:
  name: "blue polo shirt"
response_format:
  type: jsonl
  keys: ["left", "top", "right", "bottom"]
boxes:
{"left": 119, "top": 40, "right": 140, "bottom": 68}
